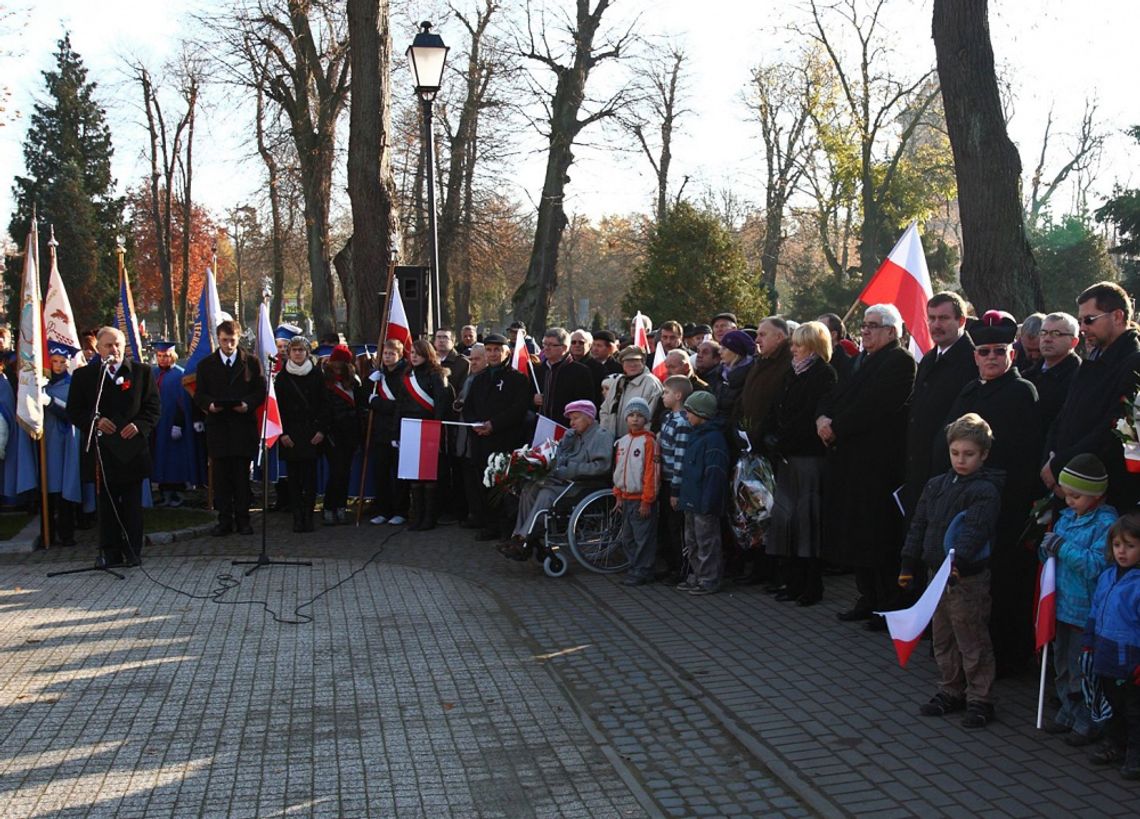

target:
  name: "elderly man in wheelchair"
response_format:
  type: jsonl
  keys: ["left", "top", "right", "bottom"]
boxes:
{"left": 497, "top": 400, "right": 615, "bottom": 568}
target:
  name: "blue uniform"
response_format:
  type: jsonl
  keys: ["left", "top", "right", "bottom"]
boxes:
{"left": 151, "top": 363, "right": 202, "bottom": 485}
{"left": 0, "top": 379, "right": 38, "bottom": 503}
{"left": 44, "top": 373, "right": 82, "bottom": 503}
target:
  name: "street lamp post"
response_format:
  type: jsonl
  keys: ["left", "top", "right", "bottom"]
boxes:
{"left": 406, "top": 20, "right": 449, "bottom": 332}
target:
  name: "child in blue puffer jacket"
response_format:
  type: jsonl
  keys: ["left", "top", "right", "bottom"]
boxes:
{"left": 1083, "top": 510, "right": 1140, "bottom": 781}
{"left": 1038, "top": 453, "right": 1116, "bottom": 745}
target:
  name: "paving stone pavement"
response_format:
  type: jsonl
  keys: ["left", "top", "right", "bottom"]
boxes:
{"left": 0, "top": 513, "right": 1136, "bottom": 817}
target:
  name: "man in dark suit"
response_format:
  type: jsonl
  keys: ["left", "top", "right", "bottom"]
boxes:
{"left": 67, "top": 327, "right": 160, "bottom": 566}
{"left": 194, "top": 320, "right": 266, "bottom": 536}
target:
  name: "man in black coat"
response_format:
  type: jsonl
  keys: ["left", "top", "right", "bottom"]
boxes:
{"left": 938, "top": 314, "right": 1041, "bottom": 675}
{"left": 67, "top": 327, "right": 161, "bottom": 566}
{"left": 583, "top": 330, "right": 621, "bottom": 407}
{"left": 816, "top": 304, "right": 916, "bottom": 623}
{"left": 1043, "top": 282, "right": 1140, "bottom": 511}
{"left": 193, "top": 320, "right": 266, "bottom": 536}
{"left": 535, "top": 327, "right": 595, "bottom": 425}
{"left": 1023, "top": 311, "right": 1080, "bottom": 435}
{"left": 902, "top": 292, "right": 977, "bottom": 517}
{"left": 466, "top": 334, "right": 532, "bottom": 539}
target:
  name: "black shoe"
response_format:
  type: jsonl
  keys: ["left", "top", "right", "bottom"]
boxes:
{"left": 1091, "top": 742, "right": 1126, "bottom": 765}
{"left": 774, "top": 590, "right": 798, "bottom": 602}
{"left": 864, "top": 615, "right": 888, "bottom": 632}
{"left": 836, "top": 607, "right": 873, "bottom": 622}
{"left": 960, "top": 701, "right": 994, "bottom": 729}
{"left": 622, "top": 575, "right": 650, "bottom": 586}
{"left": 764, "top": 582, "right": 786, "bottom": 595}
{"left": 796, "top": 592, "right": 822, "bottom": 607}
{"left": 210, "top": 524, "right": 233, "bottom": 537}
{"left": 919, "top": 692, "right": 966, "bottom": 717}
{"left": 237, "top": 524, "right": 254, "bottom": 535}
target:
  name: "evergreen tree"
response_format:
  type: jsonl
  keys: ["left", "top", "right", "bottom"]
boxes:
{"left": 6, "top": 35, "right": 123, "bottom": 330}
{"left": 622, "top": 202, "right": 768, "bottom": 326}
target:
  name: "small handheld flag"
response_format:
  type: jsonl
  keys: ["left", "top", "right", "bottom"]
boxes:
{"left": 877, "top": 550, "right": 954, "bottom": 667}
{"left": 397, "top": 418, "right": 442, "bottom": 480}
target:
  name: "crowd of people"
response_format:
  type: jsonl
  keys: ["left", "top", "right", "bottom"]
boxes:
{"left": 1, "top": 281, "right": 1138, "bottom": 777}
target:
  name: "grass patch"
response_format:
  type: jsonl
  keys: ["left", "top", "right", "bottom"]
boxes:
{"left": 143, "top": 507, "right": 214, "bottom": 534}
{"left": 0, "top": 512, "right": 32, "bottom": 541}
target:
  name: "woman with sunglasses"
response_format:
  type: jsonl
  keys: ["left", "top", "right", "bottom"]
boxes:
{"left": 938, "top": 311, "right": 1042, "bottom": 679}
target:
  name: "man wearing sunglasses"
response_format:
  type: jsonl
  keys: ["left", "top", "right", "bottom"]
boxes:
{"left": 1043, "top": 282, "right": 1140, "bottom": 512}
{"left": 1023, "top": 312, "right": 1081, "bottom": 433}
{"left": 939, "top": 312, "right": 1042, "bottom": 677}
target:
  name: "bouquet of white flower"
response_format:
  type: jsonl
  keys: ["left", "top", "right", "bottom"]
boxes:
{"left": 482, "top": 440, "right": 560, "bottom": 501}
{"left": 1112, "top": 384, "right": 1140, "bottom": 473}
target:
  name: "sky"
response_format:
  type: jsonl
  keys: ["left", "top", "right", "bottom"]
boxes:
{"left": 0, "top": 0, "right": 1136, "bottom": 240}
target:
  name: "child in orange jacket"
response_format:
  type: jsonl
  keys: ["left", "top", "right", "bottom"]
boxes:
{"left": 613, "top": 397, "right": 658, "bottom": 586}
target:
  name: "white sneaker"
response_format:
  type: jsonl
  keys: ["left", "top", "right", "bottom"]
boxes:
{"left": 370, "top": 514, "right": 388, "bottom": 525}
{"left": 388, "top": 515, "right": 407, "bottom": 525}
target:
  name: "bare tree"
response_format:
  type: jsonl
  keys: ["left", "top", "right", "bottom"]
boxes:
{"left": 748, "top": 54, "right": 817, "bottom": 304}
{"left": 1027, "top": 99, "right": 1104, "bottom": 229}
{"left": 510, "top": 0, "right": 635, "bottom": 331}
{"left": 131, "top": 58, "right": 199, "bottom": 341}
{"left": 626, "top": 44, "right": 688, "bottom": 223}
{"left": 933, "top": 0, "right": 1042, "bottom": 314}
{"left": 335, "top": 0, "right": 399, "bottom": 343}
{"left": 803, "top": 0, "right": 940, "bottom": 273}
{"left": 225, "top": 0, "right": 351, "bottom": 336}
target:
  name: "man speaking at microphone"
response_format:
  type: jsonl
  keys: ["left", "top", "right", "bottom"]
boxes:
{"left": 67, "top": 327, "right": 160, "bottom": 567}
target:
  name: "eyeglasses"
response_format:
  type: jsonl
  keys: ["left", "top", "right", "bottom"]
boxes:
{"left": 1081, "top": 312, "right": 1111, "bottom": 326}
{"left": 859, "top": 323, "right": 884, "bottom": 331}
{"left": 1039, "top": 330, "right": 1073, "bottom": 339}
{"left": 975, "top": 346, "right": 1009, "bottom": 357}
{"left": 541, "top": 342, "right": 565, "bottom": 349}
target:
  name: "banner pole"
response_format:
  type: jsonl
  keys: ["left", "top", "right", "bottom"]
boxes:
{"left": 38, "top": 437, "right": 51, "bottom": 548}
{"left": 1036, "top": 643, "right": 1048, "bottom": 730}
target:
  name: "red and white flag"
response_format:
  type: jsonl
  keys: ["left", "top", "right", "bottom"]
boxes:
{"left": 386, "top": 280, "right": 414, "bottom": 356}
{"left": 262, "top": 377, "right": 283, "bottom": 450}
{"left": 511, "top": 327, "right": 529, "bottom": 376}
{"left": 651, "top": 341, "right": 668, "bottom": 381}
{"left": 397, "top": 418, "right": 442, "bottom": 480}
{"left": 531, "top": 414, "right": 568, "bottom": 448}
{"left": 632, "top": 312, "right": 650, "bottom": 353}
{"left": 1035, "top": 557, "right": 1057, "bottom": 651}
{"left": 878, "top": 550, "right": 955, "bottom": 667}
{"left": 858, "top": 222, "right": 934, "bottom": 360}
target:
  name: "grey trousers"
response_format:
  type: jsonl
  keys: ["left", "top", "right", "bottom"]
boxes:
{"left": 619, "top": 500, "right": 657, "bottom": 579}
{"left": 513, "top": 482, "right": 566, "bottom": 538}
{"left": 683, "top": 511, "right": 722, "bottom": 590}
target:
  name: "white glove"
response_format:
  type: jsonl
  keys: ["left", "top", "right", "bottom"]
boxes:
{"left": 39, "top": 393, "right": 52, "bottom": 406}
{"left": 171, "top": 426, "right": 183, "bottom": 440}
{"left": 193, "top": 421, "right": 205, "bottom": 433}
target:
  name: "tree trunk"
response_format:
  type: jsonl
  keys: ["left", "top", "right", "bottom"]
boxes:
{"left": 344, "top": 0, "right": 399, "bottom": 343}
{"left": 140, "top": 70, "right": 177, "bottom": 341}
{"left": 178, "top": 88, "right": 195, "bottom": 340}
{"left": 297, "top": 133, "right": 337, "bottom": 336}
{"left": 933, "top": 0, "right": 1042, "bottom": 314}
{"left": 255, "top": 85, "right": 287, "bottom": 327}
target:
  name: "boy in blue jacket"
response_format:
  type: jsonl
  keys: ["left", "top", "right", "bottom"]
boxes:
{"left": 1083, "top": 510, "right": 1140, "bottom": 780}
{"left": 675, "top": 391, "right": 730, "bottom": 596}
{"left": 1038, "top": 453, "right": 1115, "bottom": 745}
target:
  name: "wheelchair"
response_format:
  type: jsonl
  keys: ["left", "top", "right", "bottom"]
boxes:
{"left": 527, "top": 480, "right": 630, "bottom": 578}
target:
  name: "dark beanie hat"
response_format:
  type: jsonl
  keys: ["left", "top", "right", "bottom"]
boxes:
{"left": 720, "top": 330, "right": 755, "bottom": 357}
{"left": 1059, "top": 453, "right": 1108, "bottom": 497}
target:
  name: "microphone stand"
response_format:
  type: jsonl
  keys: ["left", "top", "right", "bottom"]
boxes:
{"left": 233, "top": 352, "right": 311, "bottom": 576}
{"left": 49, "top": 357, "right": 125, "bottom": 579}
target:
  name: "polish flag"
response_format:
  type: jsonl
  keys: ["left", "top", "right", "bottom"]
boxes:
{"left": 1035, "top": 557, "right": 1057, "bottom": 651}
{"left": 632, "top": 312, "right": 650, "bottom": 353}
{"left": 397, "top": 418, "right": 442, "bottom": 480}
{"left": 877, "top": 550, "right": 955, "bottom": 667}
{"left": 858, "top": 222, "right": 934, "bottom": 360}
{"left": 651, "top": 341, "right": 668, "bottom": 381}
{"left": 386, "top": 280, "right": 415, "bottom": 357}
{"left": 511, "top": 327, "right": 529, "bottom": 376}
{"left": 531, "top": 414, "right": 568, "bottom": 448}
{"left": 262, "top": 377, "right": 283, "bottom": 450}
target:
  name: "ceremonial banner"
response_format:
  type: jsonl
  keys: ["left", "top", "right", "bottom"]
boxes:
{"left": 15, "top": 215, "right": 46, "bottom": 439}
{"left": 115, "top": 262, "right": 144, "bottom": 362}
{"left": 877, "top": 550, "right": 955, "bottom": 667}
{"left": 511, "top": 327, "right": 529, "bottom": 376}
{"left": 43, "top": 242, "right": 84, "bottom": 371}
{"left": 397, "top": 418, "right": 442, "bottom": 480}
{"left": 531, "top": 414, "right": 568, "bottom": 448}
{"left": 386, "top": 280, "right": 414, "bottom": 355}
{"left": 632, "top": 312, "right": 650, "bottom": 353}
{"left": 858, "top": 222, "right": 934, "bottom": 361}
{"left": 181, "top": 268, "right": 221, "bottom": 394}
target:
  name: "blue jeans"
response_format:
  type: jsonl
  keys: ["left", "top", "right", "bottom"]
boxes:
{"left": 1054, "top": 623, "right": 1098, "bottom": 736}
{"left": 620, "top": 499, "right": 657, "bottom": 579}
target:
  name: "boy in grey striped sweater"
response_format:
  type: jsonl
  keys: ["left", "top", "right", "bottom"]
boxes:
{"left": 656, "top": 376, "right": 693, "bottom": 582}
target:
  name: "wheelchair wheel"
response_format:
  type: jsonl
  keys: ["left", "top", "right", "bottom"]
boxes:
{"left": 542, "top": 554, "right": 568, "bottom": 578}
{"left": 566, "top": 489, "right": 629, "bottom": 574}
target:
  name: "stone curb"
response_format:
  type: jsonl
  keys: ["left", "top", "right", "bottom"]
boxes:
{"left": 145, "top": 523, "right": 216, "bottom": 546}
